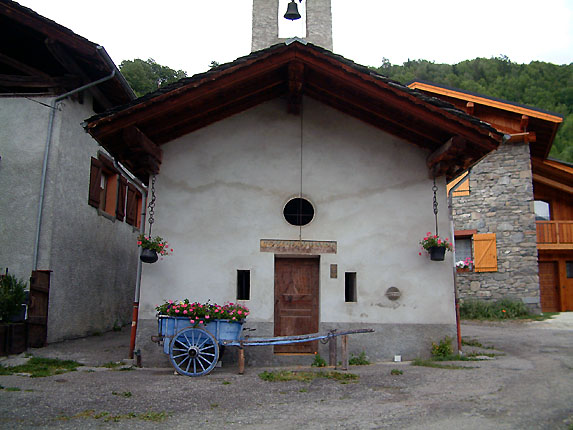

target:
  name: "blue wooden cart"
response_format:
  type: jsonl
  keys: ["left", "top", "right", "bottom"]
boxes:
{"left": 154, "top": 316, "right": 374, "bottom": 377}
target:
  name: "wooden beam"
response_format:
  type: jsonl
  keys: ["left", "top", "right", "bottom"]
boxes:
{"left": 466, "top": 101, "right": 474, "bottom": 115}
{"left": 45, "top": 38, "right": 112, "bottom": 109}
{"left": 122, "top": 126, "right": 163, "bottom": 163}
{"left": 0, "top": 74, "right": 80, "bottom": 88}
{"left": 144, "top": 70, "right": 286, "bottom": 141}
{"left": 287, "top": 61, "right": 304, "bottom": 114}
{"left": 426, "top": 136, "right": 466, "bottom": 171}
{"left": 520, "top": 115, "right": 529, "bottom": 132}
{"left": 507, "top": 132, "right": 536, "bottom": 143}
{"left": 305, "top": 86, "right": 440, "bottom": 148}
{"left": 408, "top": 81, "right": 563, "bottom": 123}
{"left": 154, "top": 85, "right": 285, "bottom": 144}
{"left": 0, "top": 53, "right": 51, "bottom": 78}
{"left": 294, "top": 50, "right": 501, "bottom": 150}
{"left": 87, "top": 50, "right": 296, "bottom": 138}
{"left": 532, "top": 173, "right": 573, "bottom": 194}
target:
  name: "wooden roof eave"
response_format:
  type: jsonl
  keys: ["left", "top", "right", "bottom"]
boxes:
{"left": 85, "top": 45, "right": 296, "bottom": 139}
{"left": 291, "top": 48, "right": 500, "bottom": 152}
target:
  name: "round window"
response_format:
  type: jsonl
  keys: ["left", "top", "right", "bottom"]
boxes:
{"left": 283, "top": 198, "right": 314, "bottom": 226}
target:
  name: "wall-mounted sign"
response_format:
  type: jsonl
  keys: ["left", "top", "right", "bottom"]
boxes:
{"left": 260, "top": 239, "right": 337, "bottom": 255}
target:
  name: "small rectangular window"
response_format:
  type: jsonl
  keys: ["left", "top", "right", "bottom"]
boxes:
{"left": 566, "top": 262, "right": 573, "bottom": 279}
{"left": 237, "top": 270, "right": 250, "bottom": 300}
{"left": 345, "top": 272, "right": 357, "bottom": 302}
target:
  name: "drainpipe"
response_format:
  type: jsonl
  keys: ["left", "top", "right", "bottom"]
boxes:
{"left": 118, "top": 169, "right": 147, "bottom": 360}
{"left": 33, "top": 69, "right": 117, "bottom": 270}
{"left": 448, "top": 173, "right": 469, "bottom": 356}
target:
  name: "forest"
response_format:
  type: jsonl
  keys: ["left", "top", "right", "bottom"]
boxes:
{"left": 372, "top": 56, "right": 572, "bottom": 163}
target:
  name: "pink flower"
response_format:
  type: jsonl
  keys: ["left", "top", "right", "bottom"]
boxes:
{"left": 419, "top": 252, "right": 422, "bottom": 256}
{"left": 183, "top": 310, "right": 187, "bottom": 314}
{"left": 175, "top": 309, "right": 180, "bottom": 313}
{"left": 190, "top": 319, "right": 195, "bottom": 323}
{"left": 238, "top": 310, "right": 242, "bottom": 315}
{"left": 426, "top": 232, "right": 431, "bottom": 236}
{"left": 232, "top": 317, "right": 236, "bottom": 320}
{"left": 205, "top": 315, "right": 210, "bottom": 319}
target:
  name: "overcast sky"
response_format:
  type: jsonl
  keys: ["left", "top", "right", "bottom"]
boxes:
{"left": 17, "top": 0, "right": 573, "bottom": 77}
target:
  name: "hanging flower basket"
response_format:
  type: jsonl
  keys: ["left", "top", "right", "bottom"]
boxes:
{"left": 137, "top": 235, "right": 173, "bottom": 264}
{"left": 140, "top": 248, "right": 158, "bottom": 263}
{"left": 419, "top": 232, "right": 453, "bottom": 262}
{"left": 429, "top": 246, "right": 446, "bottom": 261}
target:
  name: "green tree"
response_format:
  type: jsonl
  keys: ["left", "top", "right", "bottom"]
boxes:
{"left": 119, "top": 58, "right": 187, "bottom": 97}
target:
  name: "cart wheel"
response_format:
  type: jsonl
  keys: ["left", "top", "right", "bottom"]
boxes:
{"left": 169, "top": 327, "right": 219, "bottom": 376}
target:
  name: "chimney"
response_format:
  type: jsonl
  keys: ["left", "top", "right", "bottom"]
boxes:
{"left": 251, "top": 0, "right": 333, "bottom": 51}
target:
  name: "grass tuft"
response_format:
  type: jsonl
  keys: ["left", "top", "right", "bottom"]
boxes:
{"left": 411, "top": 358, "right": 473, "bottom": 370}
{"left": 259, "top": 370, "right": 358, "bottom": 382}
{"left": 349, "top": 351, "right": 370, "bottom": 366}
{"left": 0, "top": 357, "right": 82, "bottom": 377}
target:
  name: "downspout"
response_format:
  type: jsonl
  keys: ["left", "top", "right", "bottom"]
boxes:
{"left": 448, "top": 173, "right": 469, "bottom": 356}
{"left": 113, "top": 165, "right": 147, "bottom": 360}
{"left": 33, "top": 68, "right": 117, "bottom": 270}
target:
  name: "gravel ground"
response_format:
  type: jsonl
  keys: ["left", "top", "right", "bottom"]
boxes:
{"left": 1, "top": 316, "right": 572, "bottom": 429}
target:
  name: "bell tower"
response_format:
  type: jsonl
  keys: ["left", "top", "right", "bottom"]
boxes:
{"left": 251, "top": 0, "right": 333, "bottom": 52}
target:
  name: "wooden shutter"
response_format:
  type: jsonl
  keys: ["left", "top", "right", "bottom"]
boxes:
{"left": 125, "top": 183, "right": 137, "bottom": 226}
{"left": 88, "top": 157, "right": 102, "bottom": 208}
{"left": 473, "top": 233, "right": 497, "bottom": 272}
{"left": 116, "top": 176, "right": 128, "bottom": 221}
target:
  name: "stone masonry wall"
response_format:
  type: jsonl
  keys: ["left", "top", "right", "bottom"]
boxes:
{"left": 452, "top": 142, "right": 540, "bottom": 311}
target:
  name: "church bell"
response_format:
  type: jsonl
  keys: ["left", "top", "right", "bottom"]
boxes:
{"left": 284, "top": 0, "right": 302, "bottom": 20}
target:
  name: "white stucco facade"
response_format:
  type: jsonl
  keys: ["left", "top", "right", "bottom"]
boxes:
{"left": 0, "top": 96, "right": 139, "bottom": 341}
{"left": 138, "top": 97, "right": 456, "bottom": 363}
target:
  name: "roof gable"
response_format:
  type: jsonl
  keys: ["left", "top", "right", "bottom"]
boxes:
{"left": 85, "top": 41, "right": 502, "bottom": 182}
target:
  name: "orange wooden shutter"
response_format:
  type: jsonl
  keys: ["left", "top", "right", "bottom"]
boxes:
{"left": 88, "top": 157, "right": 102, "bottom": 208}
{"left": 473, "top": 233, "right": 497, "bottom": 272}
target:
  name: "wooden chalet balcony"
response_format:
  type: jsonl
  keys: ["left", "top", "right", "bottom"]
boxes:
{"left": 536, "top": 221, "right": 573, "bottom": 249}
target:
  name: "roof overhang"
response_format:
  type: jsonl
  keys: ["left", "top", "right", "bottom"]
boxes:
{"left": 408, "top": 81, "right": 563, "bottom": 159}
{"left": 85, "top": 42, "right": 502, "bottom": 183}
{"left": 532, "top": 157, "right": 573, "bottom": 195}
{"left": 0, "top": 0, "right": 134, "bottom": 109}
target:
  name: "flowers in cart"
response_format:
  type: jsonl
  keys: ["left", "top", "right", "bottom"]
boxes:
{"left": 155, "top": 300, "right": 249, "bottom": 324}
{"left": 155, "top": 300, "right": 250, "bottom": 376}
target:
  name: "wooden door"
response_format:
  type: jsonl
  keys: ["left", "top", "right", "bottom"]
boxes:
{"left": 28, "top": 270, "right": 50, "bottom": 347}
{"left": 539, "top": 262, "right": 560, "bottom": 312}
{"left": 274, "top": 258, "right": 319, "bottom": 354}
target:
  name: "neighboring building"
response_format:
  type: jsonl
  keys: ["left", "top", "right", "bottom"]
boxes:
{"left": 409, "top": 81, "right": 572, "bottom": 312}
{"left": 0, "top": 1, "right": 142, "bottom": 343}
{"left": 85, "top": 41, "right": 502, "bottom": 365}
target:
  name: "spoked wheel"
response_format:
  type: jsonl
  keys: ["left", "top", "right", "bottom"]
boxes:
{"left": 169, "top": 327, "right": 219, "bottom": 376}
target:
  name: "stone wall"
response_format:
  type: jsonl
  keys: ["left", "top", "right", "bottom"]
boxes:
{"left": 452, "top": 142, "right": 540, "bottom": 311}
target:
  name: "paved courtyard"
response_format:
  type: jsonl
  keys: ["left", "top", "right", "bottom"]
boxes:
{"left": 1, "top": 315, "right": 572, "bottom": 429}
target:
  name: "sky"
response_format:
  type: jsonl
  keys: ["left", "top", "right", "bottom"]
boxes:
{"left": 16, "top": 0, "right": 573, "bottom": 77}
